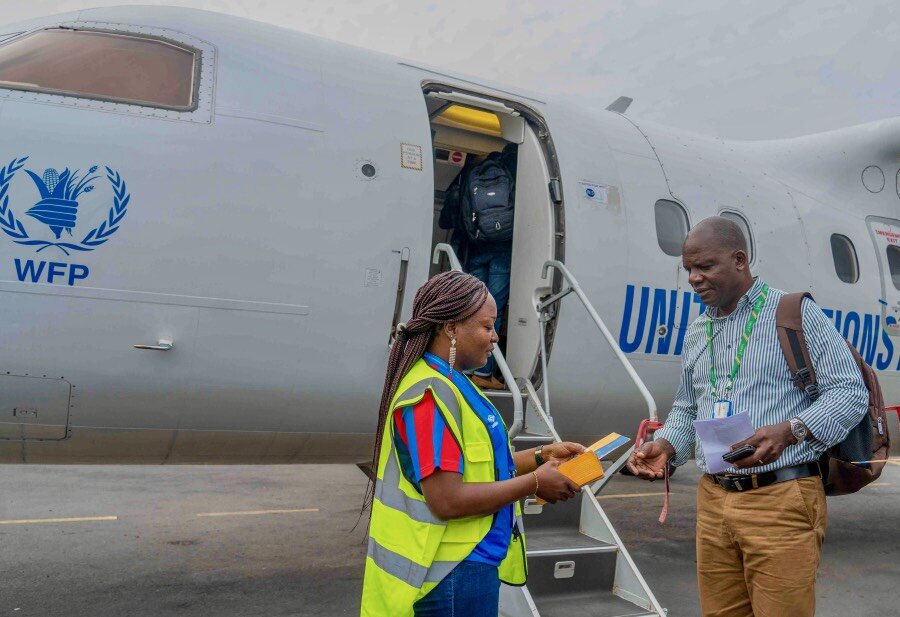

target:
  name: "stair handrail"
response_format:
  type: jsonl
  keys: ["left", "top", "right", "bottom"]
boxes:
{"left": 522, "top": 378, "right": 561, "bottom": 442}
{"left": 540, "top": 260, "right": 658, "bottom": 423}
{"left": 432, "top": 243, "right": 525, "bottom": 437}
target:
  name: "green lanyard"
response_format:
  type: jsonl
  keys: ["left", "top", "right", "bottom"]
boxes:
{"left": 706, "top": 283, "right": 769, "bottom": 399}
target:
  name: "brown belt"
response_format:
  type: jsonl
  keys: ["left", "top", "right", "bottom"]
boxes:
{"left": 708, "top": 462, "right": 821, "bottom": 492}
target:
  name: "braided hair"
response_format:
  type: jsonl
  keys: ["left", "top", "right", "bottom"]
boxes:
{"left": 364, "top": 270, "right": 488, "bottom": 511}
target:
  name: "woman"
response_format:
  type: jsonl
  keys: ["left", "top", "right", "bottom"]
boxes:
{"left": 361, "top": 270, "right": 584, "bottom": 617}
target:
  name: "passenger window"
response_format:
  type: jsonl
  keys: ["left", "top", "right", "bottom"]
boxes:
{"left": 719, "top": 210, "right": 754, "bottom": 263}
{"left": 654, "top": 199, "right": 689, "bottom": 257}
{"left": 0, "top": 29, "right": 198, "bottom": 109}
{"left": 888, "top": 245, "right": 900, "bottom": 291}
{"left": 830, "top": 234, "right": 859, "bottom": 284}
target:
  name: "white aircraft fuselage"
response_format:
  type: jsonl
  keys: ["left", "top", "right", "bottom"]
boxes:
{"left": 0, "top": 6, "right": 897, "bottom": 463}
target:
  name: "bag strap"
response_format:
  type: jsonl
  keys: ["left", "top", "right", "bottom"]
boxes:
{"left": 776, "top": 292, "right": 820, "bottom": 400}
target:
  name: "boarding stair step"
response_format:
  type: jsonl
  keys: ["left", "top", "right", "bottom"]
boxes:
{"left": 526, "top": 538, "right": 618, "bottom": 597}
{"left": 483, "top": 387, "right": 523, "bottom": 399}
{"left": 521, "top": 492, "right": 582, "bottom": 529}
{"left": 512, "top": 432, "right": 555, "bottom": 446}
{"left": 531, "top": 590, "right": 659, "bottom": 617}
{"left": 526, "top": 526, "right": 617, "bottom": 555}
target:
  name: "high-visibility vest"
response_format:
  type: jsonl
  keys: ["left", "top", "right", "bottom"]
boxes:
{"left": 360, "top": 358, "right": 527, "bottom": 617}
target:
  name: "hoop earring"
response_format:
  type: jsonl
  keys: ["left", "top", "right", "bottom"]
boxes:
{"left": 448, "top": 337, "right": 457, "bottom": 378}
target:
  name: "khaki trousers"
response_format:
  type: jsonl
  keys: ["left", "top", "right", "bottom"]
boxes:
{"left": 696, "top": 474, "right": 827, "bottom": 617}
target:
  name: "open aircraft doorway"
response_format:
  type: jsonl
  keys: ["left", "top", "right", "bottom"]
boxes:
{"left": 423, "top": 84, "right": 565, "bottom": 385}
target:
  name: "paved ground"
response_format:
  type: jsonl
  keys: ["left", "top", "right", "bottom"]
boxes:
{"left": 0, "top": 462, "right": 896, "bottom": 616}
{"left": 599, "top": 462, "right": 900, "bottom": 616}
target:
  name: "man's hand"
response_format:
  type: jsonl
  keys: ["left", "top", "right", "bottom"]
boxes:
{"left": 534, "top": 460, "right": 580, "bottom": 503}
{"left": 729, "top": 421, "right": 796, "bottom": 469}
{"left": 626, "top": 440, "right": 674, "bottom": 480}
{"left": 543, "top": 442, "right": 586, "bottom": 463}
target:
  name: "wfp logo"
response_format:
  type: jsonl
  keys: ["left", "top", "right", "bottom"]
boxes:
{"left": 0, "top": 157, "right": 130, "bottom": 254}
{"left": 0, "top": 156, "right": 131, "bottom": 286}
{"left": 27, "top": 167, "right": 96, "bottom": 240}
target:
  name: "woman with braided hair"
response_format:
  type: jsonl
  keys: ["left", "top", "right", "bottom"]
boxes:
{"left": 361, "top": 270, "right": 584, "bottom": 617}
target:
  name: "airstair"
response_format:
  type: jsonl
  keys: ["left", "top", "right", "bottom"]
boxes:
{"left": 433, "top": 245, "right": 667, "bottom": 617}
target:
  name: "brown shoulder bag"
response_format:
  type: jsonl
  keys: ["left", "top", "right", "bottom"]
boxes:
{"left": 776, "top": 292, "right": 891, "bottom": 495}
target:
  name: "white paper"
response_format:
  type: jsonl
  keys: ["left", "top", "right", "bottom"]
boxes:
{"left": 693, "top": 413, "right": 755, "bottom": 474}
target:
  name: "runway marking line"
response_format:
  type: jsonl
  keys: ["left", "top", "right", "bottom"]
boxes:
{"left": 196, "top": 508, "right": 319, "bottom": 518}
{"left": 597, "top": 492, "right": 667, "bottom": 500}
{"left": 0, "top": 515, "right": 118, "bottom": 525}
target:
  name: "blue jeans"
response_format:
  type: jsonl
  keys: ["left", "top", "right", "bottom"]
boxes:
{"left": 413, "top": 561, "right": 500, "bottom": 617}
{"left": 467, "top": 245, "right": 511, "bottom": 377}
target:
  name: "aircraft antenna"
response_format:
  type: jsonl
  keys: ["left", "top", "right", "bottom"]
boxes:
{"left": 606, "top": 96, "right": 633, "bottom": 113}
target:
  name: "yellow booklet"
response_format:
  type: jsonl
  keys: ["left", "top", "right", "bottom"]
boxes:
{"left": 536, "top": 433, "right": 630, "bottom": 504}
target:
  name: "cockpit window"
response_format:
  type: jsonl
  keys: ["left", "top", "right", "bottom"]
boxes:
{"left": 0, "top": 29, "right": 198, "bottom": 110}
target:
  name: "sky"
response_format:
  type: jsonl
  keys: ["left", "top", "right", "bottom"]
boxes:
{"left": 1, "top": 0, "right": 897, "bottom": 139}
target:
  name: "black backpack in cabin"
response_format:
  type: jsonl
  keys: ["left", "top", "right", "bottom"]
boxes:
{"left": 776, "top": 292, "right": 891, "bottom": 495}
{"left": 459, "top": 152, "right": 515, "bottom": 244}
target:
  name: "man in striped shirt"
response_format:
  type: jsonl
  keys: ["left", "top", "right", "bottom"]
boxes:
{"left": 627, "top": 217, "right": 868, "bottom": 617}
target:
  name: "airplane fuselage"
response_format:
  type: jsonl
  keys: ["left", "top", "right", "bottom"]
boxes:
{"left": 0, "top": 6, "right": 897, "bottom": 462}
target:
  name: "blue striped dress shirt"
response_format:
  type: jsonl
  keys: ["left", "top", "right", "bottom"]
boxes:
{"left": 654, "top": 278, "right": 869, "bottom": 474}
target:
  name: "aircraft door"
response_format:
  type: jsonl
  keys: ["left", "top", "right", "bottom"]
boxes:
{"left": 422, "top": 86, "right": 565, "bottom": 381}
{"left": 866, "top": 216, "right": 900, "bottom": 336}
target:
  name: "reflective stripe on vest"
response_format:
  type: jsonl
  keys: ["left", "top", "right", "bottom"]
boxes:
{"left": 374, "top": 447, "right": 443, "bottom": 525}
{"left": 367, "top": 537, "right": 457, "bottom": 587}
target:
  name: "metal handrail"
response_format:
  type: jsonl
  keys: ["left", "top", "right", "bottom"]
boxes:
{"left": 432, "top": 243, "right": 525, "bottom": 437}
{"left": 432, "top": 242, "right": 464, "bottom": 271}
{"left": 540, "top": 260, "right": 658, "bottom": 423}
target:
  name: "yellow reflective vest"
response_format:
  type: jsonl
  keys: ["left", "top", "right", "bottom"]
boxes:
{"left": 360, "top": 358, "right": 527, "bottom": 617}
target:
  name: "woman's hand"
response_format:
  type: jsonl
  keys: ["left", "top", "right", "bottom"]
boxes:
{"left": 534, "top": 460, "right": 580, "bottom": 503}
{"left": 514, "top": 442, "right": 587, "bottom": 476}
{"left": 542, "top": 441, "right": 585, "bottom": 463}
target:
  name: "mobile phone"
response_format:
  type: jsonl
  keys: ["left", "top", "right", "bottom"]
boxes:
{"left": 722, "top": 444, "right": 756, "bottom": 464}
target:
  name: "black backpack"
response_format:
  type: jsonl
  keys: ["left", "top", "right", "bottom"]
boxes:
{"left": 776, "top": 292, "right": 891, "bottom": 495}
{"left": 459, "top": 154, "right": 515, "bottom": 244}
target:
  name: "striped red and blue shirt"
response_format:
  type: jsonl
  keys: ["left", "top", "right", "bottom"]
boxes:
{"left": 392, "top": 390, "right": 463, "bottom": 489}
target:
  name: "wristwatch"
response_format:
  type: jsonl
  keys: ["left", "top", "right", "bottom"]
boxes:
{"left": 789, "top": 418, "right": 808, "bottom": 443}
{"left": 534, "top": 447, "right": 545, "bottom": 467}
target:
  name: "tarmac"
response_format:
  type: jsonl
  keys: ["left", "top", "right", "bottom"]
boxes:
{"left": 0, "top": 461, "right": 896, "bottom": 616}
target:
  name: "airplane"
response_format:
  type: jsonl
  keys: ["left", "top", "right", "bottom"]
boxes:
{"left": 0, "top": 5, "right": 896, "bottom": 470}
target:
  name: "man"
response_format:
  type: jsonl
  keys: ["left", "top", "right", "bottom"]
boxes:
{"left": 439, "top": 144, "right": 517, "bottom": 390}
{"left": 627, "top": 216, "right": 868, "bottom": 617}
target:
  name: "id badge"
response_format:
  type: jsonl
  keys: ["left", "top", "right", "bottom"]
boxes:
{"left": 713, "top": 399, "right": 733, "bottom": 419}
